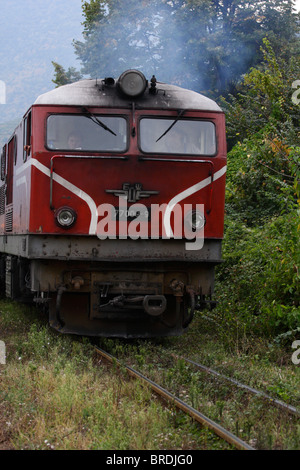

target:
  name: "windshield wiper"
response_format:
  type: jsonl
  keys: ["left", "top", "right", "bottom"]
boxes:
{"left": 82, "top": 106, "right": 117, "bottom": 136}
{"left": 156, "top": 109, "right": 185, "bottom": 142}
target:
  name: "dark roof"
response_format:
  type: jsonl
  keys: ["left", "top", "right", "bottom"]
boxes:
{"left": 34, "top": 78, "right": 222, "bottom": 112}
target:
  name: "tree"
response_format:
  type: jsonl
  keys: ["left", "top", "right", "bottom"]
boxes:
{"left": 222, "top": 39, "right": 300, "bottom": 223}
{"left": 73, "top": 0, "right": 174, "bottom": 80}
{"left": 222, "top": 37, "right": 300, "bottom": 146}
{"left": 175, "top": 0, "right": 299, "bottom": 94}
{"left": 56, "top": 1, "right": 300, "bottom": 96}
{"left": 52, "top": 62, "right": 83, "bottom": 88}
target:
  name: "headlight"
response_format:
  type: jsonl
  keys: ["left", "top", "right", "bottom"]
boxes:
{"left": 55, "top": 207, "right": 77, "bottom": 228}
{"left": 185, "top": 210, "right": 206, "bottom": 232}
{"left": 118, "top": 70, "right": 147, "bottom": 97}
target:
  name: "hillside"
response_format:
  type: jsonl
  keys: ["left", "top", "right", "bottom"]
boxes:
{"left": 0, "top": 0, "right": 83, "bottom": 134}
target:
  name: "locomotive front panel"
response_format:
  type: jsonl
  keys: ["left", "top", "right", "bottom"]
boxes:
{"left": 0, "top": 71, "right": 226, "bottom": 337}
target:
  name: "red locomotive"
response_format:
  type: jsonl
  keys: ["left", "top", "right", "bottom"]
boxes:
{"left": 0, "top": 70, "right": 226, "bottom": 337}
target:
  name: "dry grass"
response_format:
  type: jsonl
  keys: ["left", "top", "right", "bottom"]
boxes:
{"left": 99, "top": 312, "right": 300, "bottom": 450}
{"left": 0, "top": 300, "right": 230, "bottom": 450}
{"left": 1, "top": 300, "right": 299, "bottom": 450}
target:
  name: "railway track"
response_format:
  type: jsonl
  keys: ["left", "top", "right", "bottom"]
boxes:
{"left": 94, "top": 346, "right": 255, "bottom": 451}
{"left": 172, "top": 354, "right": 300, "bottom": 418}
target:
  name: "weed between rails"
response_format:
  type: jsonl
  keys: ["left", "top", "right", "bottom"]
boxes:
{"left": 0, "top": 299, "right": 299, "bottom": 450}
{"left": 0, "top": 300, "right": 229, "bottom": 450}
{"left": 98, "top": 314, "right": 300, "bottom": 450}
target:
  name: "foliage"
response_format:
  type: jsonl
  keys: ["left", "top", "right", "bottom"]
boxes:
{"left": 216, "top": 37, "right": 300, "bottom": 340}
{"left": 215, "top": 210, "right": 300, "bottom": 337}
{"left": 225, "top": 130, "right": 300, "bottom": 224}
{"left": 0, "top": 304, "right": 226, "bottom": 450}
{"left": 65, "top": 0, "right": 300, "bottom": 95}
{"left": 73, "top": 0, "right": 173, "bottom": 80}
{"left": 221, "top": 38, "right": 300, "bottom": 147}
{"left": 51, "top": 62, "right": 83, "bottom": 88}
{"left": 222, "top": 39, "right": 300, "bottom": 224}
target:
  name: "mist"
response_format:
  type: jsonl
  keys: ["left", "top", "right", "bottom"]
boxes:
{"left": 74, "top": 0, "right": 297, "bottom": 97}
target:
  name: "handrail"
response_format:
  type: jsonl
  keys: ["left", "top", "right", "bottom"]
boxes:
{"left": 49, "top": 154, "right": 128, "bottom": 210}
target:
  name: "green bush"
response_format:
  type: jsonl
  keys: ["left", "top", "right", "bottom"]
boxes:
{"left": 215, "top": 209, "right": 300, "bottom": 337}
{"left": 225, "top": 126, "right": 299, "bottom": 225}
{"left": 217, "top": 40, "right": 300, "bottom": 342}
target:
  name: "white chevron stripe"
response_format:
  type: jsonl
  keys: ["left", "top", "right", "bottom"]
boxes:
{"left": 16, "top": 159, "right": 226, "bottom": 238}
{"left": 164, "top": 165, "right": 227, "bottom": 237}
{"left": 16, "top": 159, "right": 98, "bottom": 234}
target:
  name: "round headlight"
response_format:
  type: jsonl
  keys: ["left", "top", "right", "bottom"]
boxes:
{"left": 55, "top": 207, "right": 77, "bottom": 228}
{"left": 185, "top": 210, "right": 206, "bottom": 232}
{"left": 118, "top": 70, "right": 147, "bottom": 97}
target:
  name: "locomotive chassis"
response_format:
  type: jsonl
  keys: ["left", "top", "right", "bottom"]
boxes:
{"left": 0, "top": 235, "right": 221, "bottom": 337}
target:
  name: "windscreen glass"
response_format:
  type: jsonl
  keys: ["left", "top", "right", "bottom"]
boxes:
{"left": 46, "top": 114, "right": 128, "bottom": 152}
{"left": 140, "top": 118, "right": 216, "bottom": 155}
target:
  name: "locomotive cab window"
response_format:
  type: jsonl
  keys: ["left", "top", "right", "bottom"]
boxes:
{"left": 46, "top": 114, "right": 128, "bottom": 152}
{"left": 139, "top": 118, "right": 216, "bottom": 156}
{"left": 23, "top": 112, "right": 32, "bottom": 162}
{"left": 1, "top": 145, "right": 6, "bottom": 181}
{"left": 6, "top": 136, "right": 15, "bottom": 205}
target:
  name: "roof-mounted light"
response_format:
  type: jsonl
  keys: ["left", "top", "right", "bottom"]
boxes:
{"left": 117, "top": 70, "right": 147, "bottom": 97}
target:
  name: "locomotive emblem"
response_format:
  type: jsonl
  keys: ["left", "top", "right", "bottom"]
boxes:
{"left": 106, "top": 183, "right": 159, "bottom": 203}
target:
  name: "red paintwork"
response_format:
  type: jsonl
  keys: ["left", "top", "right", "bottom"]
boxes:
{"left": 1, "top": 105, "right": 226, "bottom": 240}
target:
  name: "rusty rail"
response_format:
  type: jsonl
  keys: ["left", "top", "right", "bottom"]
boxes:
{"left": 94, "top": 346, "right": 254, "bottom": 451}
{"left": 177, "top": 355, "right": 300, "bottom": 418}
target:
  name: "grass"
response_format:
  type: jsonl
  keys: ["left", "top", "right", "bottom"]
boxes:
{"left": 0, "top": 299, "right": 231, "bottom": 450}
{"left": 0, "top": 299, "right": 299, "bottom": 450}
{"left": 98, "top": 312, "right": 300, "bottom": 450}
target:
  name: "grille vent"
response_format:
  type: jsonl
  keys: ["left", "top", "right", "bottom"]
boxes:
{"left": 0, "top": 185, "right": 5, "bottom": 215}
{"left": 5, "top": 207, "right": 13, "bottom": 232}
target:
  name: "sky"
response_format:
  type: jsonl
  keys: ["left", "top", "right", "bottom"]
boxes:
{"left": 0, "top": 0, "right": 83, "bottom": 124}
{"left": 296, "top": 0, "right": 300, "bottom": 11}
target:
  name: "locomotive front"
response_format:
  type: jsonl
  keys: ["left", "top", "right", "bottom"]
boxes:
{"left": 0, "top": 70, "right": 226, "bottom": 337}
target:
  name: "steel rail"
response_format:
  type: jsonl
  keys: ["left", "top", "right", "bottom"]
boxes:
{"left": 94, "top": 346, "right": 254, "bottom": 451}
{"left": 178, "top": 355, "right": 300, "bottom": 417}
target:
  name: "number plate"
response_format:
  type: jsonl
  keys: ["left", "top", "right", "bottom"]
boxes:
{"left": 115, "top": 206, "right": 151, "bottom": 222}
